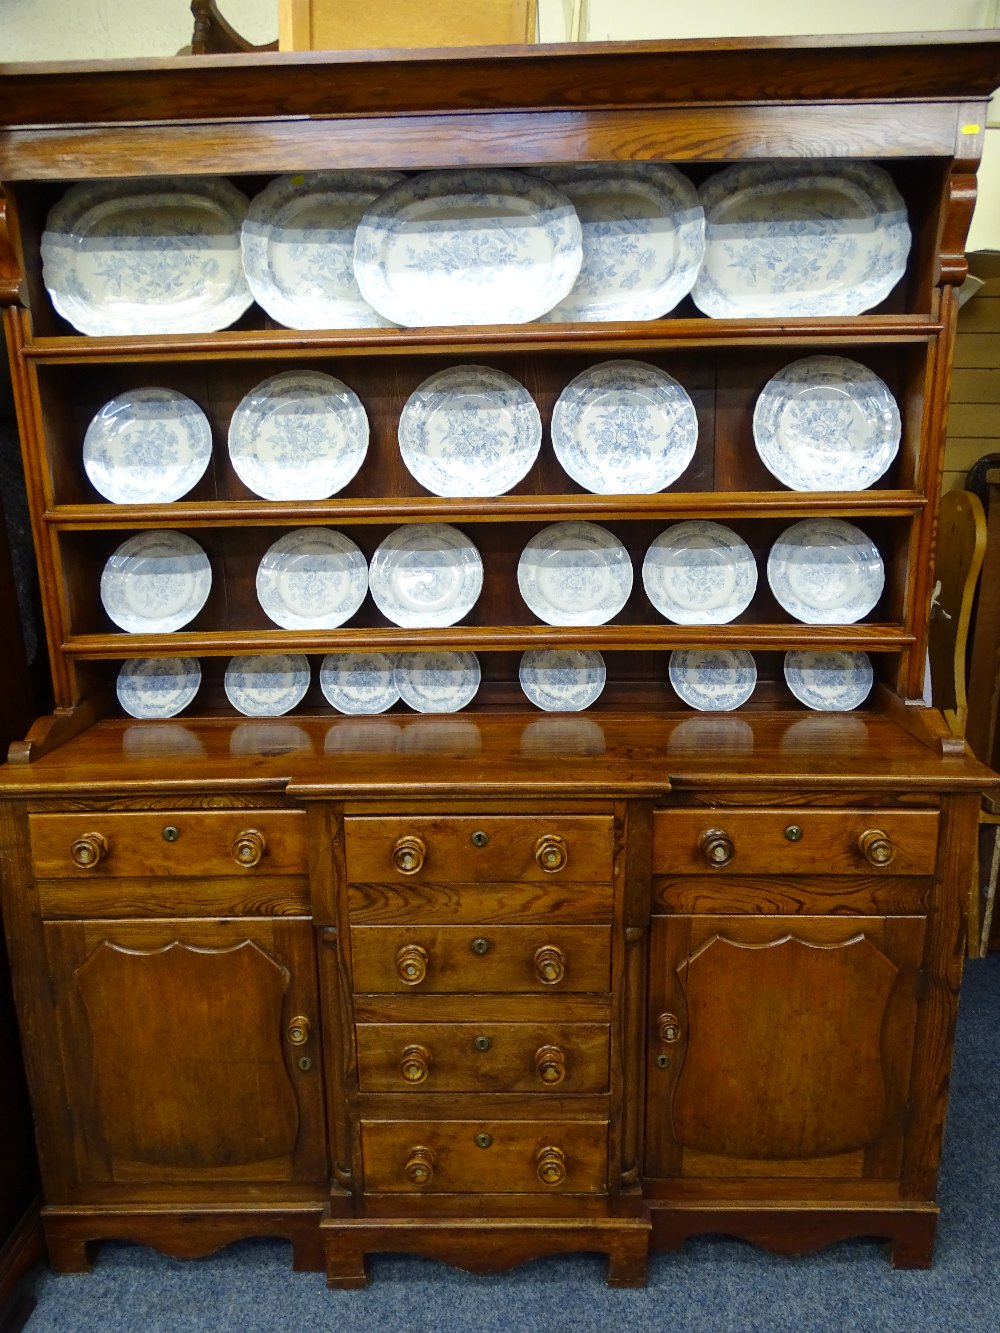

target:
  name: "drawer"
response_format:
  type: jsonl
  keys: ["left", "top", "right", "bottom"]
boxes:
{"left": 361, "top": 1118, "right": 608, "bottom": 1194}
{"left": 652, "top": 808, "right": 939, "bottom": 877}
{"left": 350, "top": 925, "right": 611, "bottom": 994}
{"left": 356, "top": 1021, "right": 610, "bottom": 1093}
{"left": 28, "top": 810, "right": 308, "bottom": 879}
{"left": 344, "top": 814, "right": 614, "bottom": 884}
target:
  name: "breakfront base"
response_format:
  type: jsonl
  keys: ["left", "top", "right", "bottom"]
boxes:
{"left": 321, "top": 1213, "right": 653, "bottom": 1288}
{"left": 649, "top": 1203, "right": 939, "bottom": 1269}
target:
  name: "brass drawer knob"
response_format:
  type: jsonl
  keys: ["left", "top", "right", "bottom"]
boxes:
{"left": 286, "top": 1015, "right": 311, "bottom": 1046}
{"left": 400, "top": 1043, "right": 431, "bottom": 1084}
{"left": 534, "top": 944, "right": 566, "bottom": 986}
{"left": 70, "top": 831, "right": 108, "bottom": 870}
{"left": 657, "top": 1013, "right": 681, "bottom": 1044}
{"left": 699, "top": 827, "right": 735, "bottom": 867}
{"left": 858, "top": 828, "right": 896, "bottom": 867}
{"left": 232, "top": 829, "right": 266, "bottom": 868}
{"left": 396, "top": 943, "right": 429, "bottom": 986}
{"left": 535, "top": 1144, "right": 566, "bottom": 1186}
{"left": 392, "top": 834, "right": 426, "bottom": 875}
{"left": 534, "top": 1044, "right": 566, "bottom": 1085}
{"left": 404, "top": 1145, "right": 435, "bottom": 1186}
{"left": 534, "top": 833, "right": 568, "bottom": 873}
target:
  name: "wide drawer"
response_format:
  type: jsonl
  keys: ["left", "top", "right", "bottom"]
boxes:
{"left": 356, "top": 1021, "right": 610, "bottom": 1093}
{"left": 28, "top": 810, "right": 309, "bottom": 879}
{"left": 344, "top": 814, "right": 615, "bottom": 884}
{"left": 350, "top": 925, "right": 611, "bottom": 994}
{"left": 361, "top": 1118, "right": 608, "bottom": 1194}
{"left": 652, "top": 808, "right": 939, "bottom": 877}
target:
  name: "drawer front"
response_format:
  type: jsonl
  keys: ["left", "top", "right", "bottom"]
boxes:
{"left": 652, "top": 808, "right": 939, "bottom": 877}
{"left": 28, "top": 810, "right": 308, "bottom": 879}
{"left": 356, "top": 1021, "right": 610, "bottom": 1093}
{"left": 350, "top": 925, "right": 611, "bottom": 994}
{"left": 361, "top": 1118, "right": 608, "bottom": 1194}
{"left": 344, "top": 814, "right": 615, "bottom": 884}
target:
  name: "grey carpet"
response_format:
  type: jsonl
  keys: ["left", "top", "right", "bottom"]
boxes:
{"left": 22, "top": 953, "right": 1000, "bottom": 1331}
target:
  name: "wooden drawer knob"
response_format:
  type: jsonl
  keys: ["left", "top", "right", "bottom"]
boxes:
{"left": 858, "top": 828, "right": 896, "bottom": 867}
{"left": 400, "top": 1043, "right": 431, "bottom": 1084}
{"left": 232, "top": 829, "right": 267, "bottom": 868}
{"left": 404, "top": 1145, "right": 435, "bottom": 1186}
{"left": 396, "top": 943, "right": 429, "bottom": 986}
{"left": 699, "top": 827, "right": 734, "bottom": 867}
{"left": 534, "top": 833, "right": 568, "bottom": 873}
{"left": 70, "top": 831, "right": 108, "bottom": 870}
{"left": 392, "top": 835, "right": 426, "bottom": 875}
{"left": 534, "top": 1044, "right": 566, "bottom": 1085}
{"left": 535, "top": 1144, "right": 566, "bottom": 1186}
{"left": 534, "top": 944, "right": 566, "bottom": 986}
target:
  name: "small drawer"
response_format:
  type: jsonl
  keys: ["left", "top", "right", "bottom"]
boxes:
{"left": 350, "top": 925, "right": 611, "bottom": 994}
{"left": 344, "top": 814, "right": 614, "bottom": 884}
{"left": 28, "top": 810, "right": 308, "bottom": 879}
{"left": 652, "top": 808, "right": 939, "bottom": 877}
{"left": 356, "top": 1021, "right": 610, "bottom": 1093}
{"left": 361, "top": 1118, "right": 608, "bottom": 1194}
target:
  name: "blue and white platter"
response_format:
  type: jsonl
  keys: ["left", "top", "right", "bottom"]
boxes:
{"left": 669, "top": 649, "right": 758, "bottom": 712}
{"left": 100, "top": 531, "right": 212, "bottom": 634}
{"left": 224, "top": 653, "right": 311, "bottom": 717}
{"left": 767, "top": 518, "right": 884, "bottom": 625}
{"left": 394, "top": 650, "right": 481, "bottom": 713}
{"left": 784, "top": 649, "right": 874, "bottom": 711}
{"left": 369, "top": 523, "right": 483, "bottom": 628}
{"left": 320, "top": 651, "right": 399, "bottom": 715}
{"left": 517, "top": 521, "right": 633, "bottom": 627}
{"left": 519, "top": 649, "right": 606, "bottom": 712}
{"left": 116, "top": 656, "right": 201, "bottom": 719}
{"left": 256, "top": 527, "right": 368, "bottom": 630}
{"left": 84, "top": 388, "right": 212, "bottom": 504}
{"left": 643, "top": 520, "right": 757, "bottom": 624}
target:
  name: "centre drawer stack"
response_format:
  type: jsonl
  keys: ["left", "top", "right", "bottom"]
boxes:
{"left": 343, "top": 811, "right": 617, "bottom": 1205}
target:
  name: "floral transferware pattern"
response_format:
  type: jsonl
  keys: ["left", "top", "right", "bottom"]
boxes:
{"left": 370, "top": 523, "right": 484, "bottom": 628}
{"left": 767, "top": 518, "right": 885, "bottom": 624}
{"left": 669, "top": 649, "right": 758, "bottom": 711}
{"left": 643, "top": 521, "right": 757, "bottom": 624}
{"left": 320, "top": 651, "right": 399, "bottom": 715}
{"left": 256, "top": 528, "right": 368, "bottom": 630}
{"left": 84, "top": 388, "right": 212, "bottom": 504}
{"left": 518, "top": 521, "right": 633, "bottom": 626}
{"left": 519, "top": 649, "right": 606, "bottom": 712}
{"left": 394, "top": 650, "right": 481, "bottom": 713}
{"left": 100, "top": 531, "right": 212, "bottom": 634}
{"left": 784, "top": 649, "right": 874, "bottom": 710}
{"left": 224, "top": 654, "right": 311, "bottom": 717}
{"left": 116, "top": 656, "right": 201, "bottom": 719}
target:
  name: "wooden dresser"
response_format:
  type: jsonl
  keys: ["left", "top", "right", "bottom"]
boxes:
{"left": 0, "top": 34, "right": 998, "bottom": 1288}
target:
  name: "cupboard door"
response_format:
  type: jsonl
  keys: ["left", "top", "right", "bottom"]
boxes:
{"left": 645, "top": 914, "right": 924, "bottom": 1183}
{"left": 43, "top": 917, "right": 327, "bottom": 1190}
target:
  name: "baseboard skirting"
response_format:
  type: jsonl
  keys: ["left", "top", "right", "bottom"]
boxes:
{"left": 0, "top": 1196, "right": 44, "bottom": 1324}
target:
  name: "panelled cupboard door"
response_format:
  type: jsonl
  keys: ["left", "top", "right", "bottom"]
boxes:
{"left": 645, "top": 915, "right": 924, "bottom": 1184}
{"left": 42, "top": 917, "right": 327, "bottom": 1191}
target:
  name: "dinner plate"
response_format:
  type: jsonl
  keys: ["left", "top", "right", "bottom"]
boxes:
{"left": 228, "top": 370, "right": 369, "bottom": 501}
{"left": 84, "top": 388, "right": 213, "bottom": 504}
{"left": 369, "top": 523, "right": 483, "bottom": 628}
{"left": 224, "top": 653, "right": 311, "bottom": 717}
{"left": 353, "top": 168, "right": 582, "bottom": 326}
{"left": 116, "top": 656, "right": 201, "bottom": 719}
{"left": 256, "top": 528, "right": 368, "bottom": 630}
{"left": 551, "top": 360, "right": 698, "bottom": 494}
{"left": 320, "top": 651, "right": 399, "bottom": 714}
{"left": 41, "top": 177, "right": 252, "bottom": 336}
{"left": 394, "top": 650, "right": 481, "bottom": 713}
{"left": 398, "top": 365, "right": 542, "bottom": 497}
{"left": 519, "top": 649, "right": 606, "bottom": 712}
{"left": 242, "top": 170, "right": 403, "bottom": 328}
{"left": 517, "top": 521, "right": 633, "bottom": 626}
{"left": 100, "top": 531, "right": 212, "bottom": 634}
{"left": 767, "top": 519, "right": 885, "bottom": 624}
{"left": 753, "top": 356, "right": 901, "bottom": 491}
{"left": 784, "top": 649, "right": 874, "bottom": 710}
{"left": 535, "top": 163, "right": 704, "bottom": 322}
{"left": 691, "top": 161, "right": 910, "bottom": 319}
{"left": 643, "top": 521, "right": 757, "bottom": 624}
{"left": 669, "top": 649, "right": 757, "bottom": 711}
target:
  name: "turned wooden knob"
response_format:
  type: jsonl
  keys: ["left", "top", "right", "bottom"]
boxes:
{"left": 286, "top": 1015, "right": 310, "bottom": 1046}
{"left": 858, "top": 828, "right": 896, "bottom": 867}
{"left": 657, "top": 1013, "right": 682, "bottom": 1044}
{"left": 392, "top": 834, "right": 426, "bottom": 875}
{"left": 400, "top": 1043, "right": 431, "bottom": 1084}
{"left": 534, "top": 833, "right": 568, "bottom": 873}
{"left": 232, "top": 828, "right": 267, "bottom": 868}
{"left": 534, "top": 1044, "right": 566, "bottom": 1085}
{"left": 699, "top": 827, "right": 735, "bottom": 867}
{"left": 70, "top": 831, "right": 108, "bottom": 870}
{"left": 404, "top": 1145, "right": 435, "bottom": 1186}
{"left": 535, "top": 1144, "right": 566, "bottom": 1186}
{"left": 396, "top": 943, "right": 429, "bottom": 986}
{"left": 534, "top": 944, "right": 566, "bottom": 986}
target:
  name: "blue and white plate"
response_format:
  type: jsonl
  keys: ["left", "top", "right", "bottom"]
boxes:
{"left": 228, "top": 370, "right": 369, "bottom": 501}
{"left": 241, "top": 170, "right": 403, "bottom": 329}
{"left": 256, "top": 528, "right": 368, "bottom": 630}
{"left": 692, "top": 161, "right": 910, "bottom": 319}
{"left": 398, "top": 365, "right": 541, "bottom": 497}
{"left": 320, "top": 651, "right": 399, "bottom": 715}
{"left": 643, "top": 521, "right": 757, "bottom": 624}
{"left": 753, "top": 356, "right": 901, "bottom": 491}
{"left": 394, "top": 650, "right": 481, "bottom": 713}
{"left": 370, "top": 523, "right": 483, "bottom": 628}
{"left": 551, "top": 360, "right": 698, "bottom": 494}
{"left": 84, "top": 388, "right": 212, "bottom": 505}
{"left": 42, "top": 177, "right": 252, "bottom": 336}
{"left": 518, "top": 521, "right": 633, "bottom": 626}
{"left": 784, "top": 649, "right": 874, "bottom": 711}
{"left": 669, "top": 649, "right": 757, "bottom": 712}
{"left": 116, "top": 656, "right": 201, "bottom": 719}
{"left": 767, "top": 519, "right": 884, "bottom": 625}
{"left": 353, "top": 169, "right": 582, "bottom": 327}
{"left": 224, "top": 653, "right": 311, "bottom": 717}
{"left": 100, "top": 531, "right": 212, "bottom": 634}
{"left": 536, "top": 163, "right": 704, "bottom": 322}
{"left": 519, "top": 649, "right": 606, "bottom": 712}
